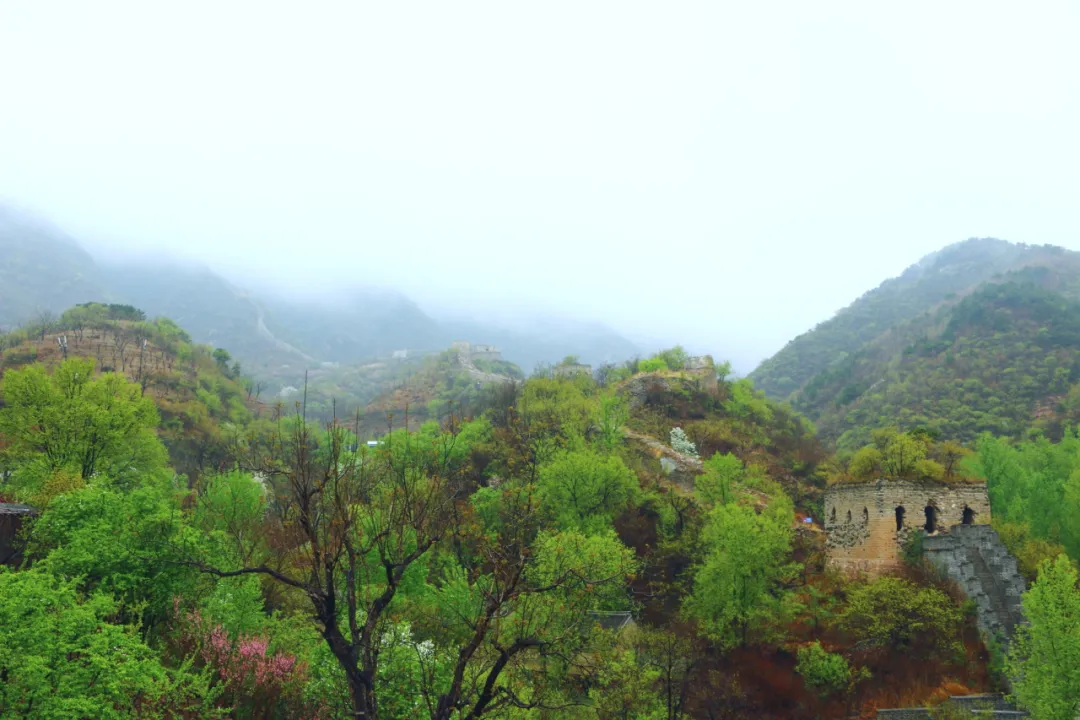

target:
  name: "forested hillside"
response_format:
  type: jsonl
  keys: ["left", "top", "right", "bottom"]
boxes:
{"left": 801, "top": 271, "right": 1080, "bottom": 449}
{"left": 750, "top": 239, "right": 1080, "bottom": 452}
{"left": 2, "top": 322, "right": 1031, "bottom": 718}
{"left": 750, "top": 239, "right": 1078, "bottom": 400}
{"left": 0, "top": 208, "right": 111, "bottom": 327}
{"left": 0, "top": 302, "right": 264, "bottom": 484}
{"left": 5, "top": 243, "right": 1080, "bottom": 718}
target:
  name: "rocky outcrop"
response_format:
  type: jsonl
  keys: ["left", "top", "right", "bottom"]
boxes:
{"left": 923, "top": 524, "right": 1027, "bottom": 644}
{"left": 623, "top": 428, "right": 702, "bottom": 491}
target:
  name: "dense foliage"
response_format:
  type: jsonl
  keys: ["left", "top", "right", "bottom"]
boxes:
{"left": 974, "top": 431, "right": 1080, "bottom": 563}
{"left": 1006, "top": 555, "right": 1080, "bottom": 720}
{"left": 749, "top": 239, "right": 1073, "bottom": 400}
{"left": 0, "top": 308, "right": 1042, "bottom": 718}
{"left": 785, "top": 274, "right": 1080, "bottom": 450}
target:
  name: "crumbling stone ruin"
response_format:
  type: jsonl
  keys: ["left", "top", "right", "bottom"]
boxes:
{"left": 552, "top": 362, "right": 593, "bottom": 378}
{"left": 825, "top": 479, "right": 992, "bottom": 575}
{"left": 450, "top": 341, "right": 502, "bottom": 362}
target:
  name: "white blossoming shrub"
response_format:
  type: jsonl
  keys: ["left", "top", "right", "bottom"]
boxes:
{"left": 670, "top": 427, "right": 699, "bottom": 458}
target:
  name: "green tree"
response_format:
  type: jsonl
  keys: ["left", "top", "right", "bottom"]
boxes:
{"left": 0, "top": 566, "right": 218, "bottom": 718}
{"left": 598, "top": 393, "right": 630, "bottom": 450}
{"left": 195, "top": 417, "right": 637, "bottom": 720}
{"left": 1007, "top": 555, "right": 1080, "bottom": 719}
{"left": 838, "top": 577, "right": 962, "bottom": 658}
{"left": 640, "top": 357, "right": 669, "bottom": 373}
{"left": 881, "top": 432, "right": 927, "bottom": 477}
{"left": 795, "top": 641, "right": 863, "bottom": 698}
{"left": 695, "top": 452, "right": 743, "bottom": 507}
{"left": 0, "top": 358, "right": 167, "bottom": 498}
{"left": 684, "top": 498, "right": 796, "bottom": 648}
{"left": 212, "top": 347, "right": 232, "bottom": 372}
{"left": 848, "top": 446, "right": 883, "bottom": 480}
{"left": 537, "top": 449, "right": 639, "bottom": 531}
{"left": 656, "top": 346, "right": 690, "bottom": 371}
{"left": 29, "top": 478, "right": 195, "bottom": 622}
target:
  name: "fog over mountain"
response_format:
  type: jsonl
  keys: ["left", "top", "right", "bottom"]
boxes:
{"left": 3, "top": 2, "right": 1080, "bottom": 372}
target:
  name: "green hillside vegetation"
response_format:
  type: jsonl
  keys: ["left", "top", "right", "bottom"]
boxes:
{"left": 826, "top": 428, "right": 975, "bottom": 486}
{"left": 750, "top": 239, "right": 1079, "bottom": 401}
{"left": 0, "top": 302, "right": 261, "bottom": 483}
{"left": 791, "top": 271, "right": 1080, "bottom": 450}
{"left": 6, "top": 269, "right": 1080, "bottom": 716}
{"left": 100, "top": 263, "right": 311, "bottom": 376}
{"left": 2, "top": 324, "right": 1015, "bottom": 718}
{"left": 357, "top": 348, "right": 525, "bottom": 436}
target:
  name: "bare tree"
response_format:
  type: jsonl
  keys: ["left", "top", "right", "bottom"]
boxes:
{"left": 111, "top": 329, "right": 132, "bottom": 373}
{"left": 33, "top": 308, "right": 56, "bottom": 341}
{"left": 191, "top": 413, "right": 456, "bottom": 717}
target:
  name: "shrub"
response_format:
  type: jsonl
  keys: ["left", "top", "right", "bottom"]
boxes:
{"left": 640, "top": 357, "right": 668, "bottom": 373}
{"left": 655, "top": 346, "right": 689, "bottom": 371}
{"left": 916, "top": 458, "right": 946, "bottom": 481}
{"left": 838, "top": 577, "right": 963, "bottom": 659}
{"left": 670, "top": 427, "right": 699, "bottom": 458}
{"left": 795, "top": 641, "right": 860, "bottom": 697}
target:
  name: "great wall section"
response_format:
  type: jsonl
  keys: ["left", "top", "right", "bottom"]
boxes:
{"left": 822, "top": 479, "right": 1033, "bottom": 717}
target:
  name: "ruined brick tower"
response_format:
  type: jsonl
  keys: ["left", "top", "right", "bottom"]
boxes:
{"left": 824, "top": 479, "right": 992, "bottom": 575}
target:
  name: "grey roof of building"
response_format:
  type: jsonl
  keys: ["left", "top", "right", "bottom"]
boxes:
{"left": 0, "top": 503, "right": 38, "bottom": 516}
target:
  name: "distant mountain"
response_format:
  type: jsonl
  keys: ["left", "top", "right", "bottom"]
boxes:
{"left": 0, "top": 205, "right": 641, "bottom": 386}
{"left": 749, "top": 238, "right": 1070, "bottom": 400}
{"left": 751, "top": 239, "right": 1080, "bottom": 449}
{"left": 438, "top": 315, "right": 641, "bottom": 373}
{"left": 260, "top": 289, "right": 442, "bottom": 366}
{"left": 0, "top": 208, "right": 111, "bottom": 328}
{"left": 98, "top": 261, "right": 306, "bottom": 375}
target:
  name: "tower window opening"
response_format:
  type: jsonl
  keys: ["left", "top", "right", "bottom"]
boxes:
{"left": 847, "top": 510, "right": 852, "bottom": 523}
{"left": 830, "top": 507, "right": 836, "bottom": 523}
{"left": 924, "top": 506, "right": 937, "bottom": 534}
{"left": 863, "top": 507, "right": 869, "bottom": 525}
{"left": 962, "top": 506, "right": 975, "bottom": 525}
{"left": 896, "top": 506, "right": 906, "bottom": 531}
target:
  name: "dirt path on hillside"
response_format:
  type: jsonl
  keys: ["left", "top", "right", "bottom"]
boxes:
{"left": 248, "top": 298, "right": 318, "bottom": 364}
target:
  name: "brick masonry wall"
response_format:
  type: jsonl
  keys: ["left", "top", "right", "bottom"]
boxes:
{"left": 825, "top": 479, "right": 992, "bottom": 575}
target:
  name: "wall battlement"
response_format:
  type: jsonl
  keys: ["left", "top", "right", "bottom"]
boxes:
{"left": 825, "top": 479, "right": 992, "bottom": 575}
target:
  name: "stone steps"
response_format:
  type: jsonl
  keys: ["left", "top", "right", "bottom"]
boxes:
{"left": 924, "top": 524, "right": 1027, "bottom": 647}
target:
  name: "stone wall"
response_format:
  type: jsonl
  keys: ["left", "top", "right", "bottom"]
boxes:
{"left": 924, "top": 525, "right": 1027, "bottom": 643}
{"left": 825, "top": 479, "right": 992, "bottom": 575}
{"left": 877, "top": 694, "right": 1028, "bottom": 718}
{"left": 553, "top": 363, "right": 592, "bottom": 378}
{"left": 450, "top": 341, "right": 502, "bottom": 363}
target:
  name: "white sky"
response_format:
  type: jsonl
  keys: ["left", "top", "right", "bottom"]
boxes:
{"left": 2, "top": 1, "right": 1079, "bottom": 371}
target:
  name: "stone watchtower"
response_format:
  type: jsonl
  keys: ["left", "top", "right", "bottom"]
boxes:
{"left": 824, "top": 479, "right": 992, "bottom": 575}
{"left": 826, "top": 478, "right": 1028, "bottom": 645}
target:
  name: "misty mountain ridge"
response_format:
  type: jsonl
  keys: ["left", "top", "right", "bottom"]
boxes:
{"left": 0, "top": 205, "right": 642, "bottom": 381}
